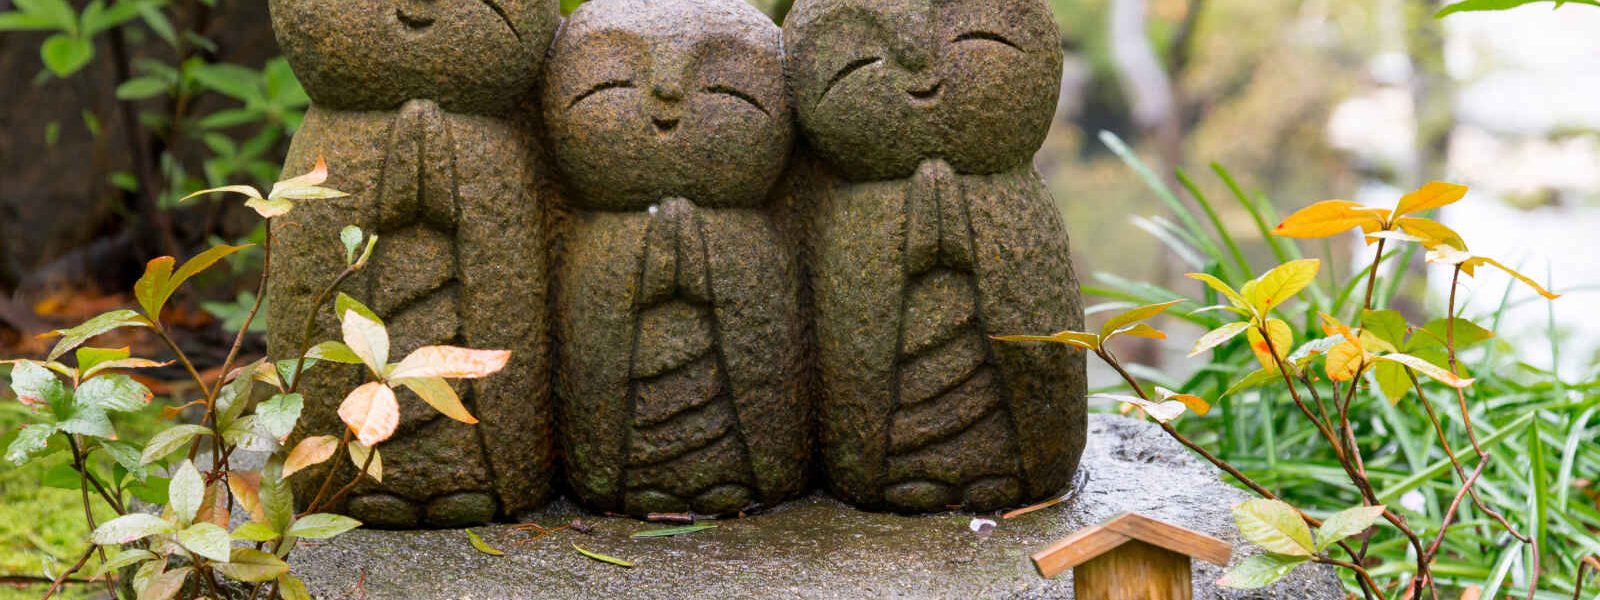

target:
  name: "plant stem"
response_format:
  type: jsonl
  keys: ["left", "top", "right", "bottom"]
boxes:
{"left": 1363, "top": 238, "right": 1388, "bottom": 312}
{"left": 40, "top": 545, "right": 97, "bottom": 600}
{"left": 287, "top": 266, "right": 358, "bottom": 394}
{"left": 66, "top": 436, "right": 115, "bottom": 598}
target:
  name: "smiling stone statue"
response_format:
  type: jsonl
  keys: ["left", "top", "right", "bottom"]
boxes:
{"left": 543, "top": 0, "right": 809, "bottom": 518}
{"left": 266, "top": 0, "right": 560, "bottom": 527}
{"left": 785, "top": 0, "right": 1087, "bottom": 513}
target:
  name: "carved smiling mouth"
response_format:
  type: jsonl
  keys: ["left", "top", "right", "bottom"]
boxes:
{"left": 652, "top": 116, "right": 681, "bottom": 134}
{"left": 908, "top": 80, "right": 945, "bottom": 103}
{"left": 397, "top": 7, "right": 435, "bottom": 30}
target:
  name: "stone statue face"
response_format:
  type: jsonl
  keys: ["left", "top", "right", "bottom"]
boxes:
{"left": 784, "top": 0, "right": 1064, "bottom": 181}
{"left": 269, "top": 0, "right": 559, "bottom": 115}
{"left": 542, "top": 0, "right": 793, "bottom": 210}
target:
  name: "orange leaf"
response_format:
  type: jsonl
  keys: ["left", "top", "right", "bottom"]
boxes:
{"left": 338, "top": 383, "right": 399, "bottom": 447}
{"left": 1272, "top": 200, "right": 1387, "bottom": 239}
{"left": 1247, "top": 319, "right": 1293, "bottom": 371}
{"left": 1325, "top": 340, "right": 1367, "bottom": 382}
{"left": 227, "top": 470, "right": 266, "bottom": 524}
{"left": 388, "top": 346, "right": 511, "bottom": 381}
{"left": 283, "top": 435, "right": 341, "bottom": 479}
{"left": 1395, "top": 217, "right": 1466, "bottom": 251}
{"left": 1394, "top": 181, "right": 1468, "bottom": 218}
{"left": 269, "top": 155, "right": 330, "bottom": 198}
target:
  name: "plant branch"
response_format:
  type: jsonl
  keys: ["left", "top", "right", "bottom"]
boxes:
{"left": 40, "top": 544, "right": 97, "bottom": 600}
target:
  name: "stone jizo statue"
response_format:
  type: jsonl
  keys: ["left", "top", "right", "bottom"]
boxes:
{"left": 266, "top": 0, "right": 561, "bottom": 528}
{"left": 543, "top": 0, "right": 810, "bottom": 518}
{"left": 783, "top": 0, "right": 1087, "bottom": 513}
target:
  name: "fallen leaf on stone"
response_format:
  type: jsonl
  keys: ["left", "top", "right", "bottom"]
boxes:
{"left": 1002, "top": 495, "right": 1068, "bottom": 520}
{"left": 574, "top": 543, "right": 634, "bottom": 568}
{"left": 467, "top": 529, "right": 504, "bottom": 557}
{"left": 632, "top": 524, "right": 717, "bottom": 538}
{"left": 969, "top": 518, "right": 997, "bottom": 539}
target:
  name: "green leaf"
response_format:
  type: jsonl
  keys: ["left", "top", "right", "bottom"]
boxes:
{"left": 573, "top": 543, "right": 634, "bottom": 568}
{"left": 81, "top": 0, "right": 143, "bottom": 36}
{"left": 1374, "top": 361, "right": 1411, "bottom": 405}
{"left": 94, "top": 548, "right": 157, "bottom": 576}
{"left": 91, "top": 513, "right": 177, "bottom": 544}
{"left": 134, "top": 256, "right": 175, "bottom": 320}
{"left": 6, "top": 424, "right": 55, "bottom": 465}
{"left": 197, "top": 107, "right": 260, "bottom": 130}
{"left": 1413, "top": 317, "right": 1495, "bottom": 350}
{"left": 1374, "top": 353, "right": 1473, "bottom": 389}
{"left": 170, "top": 460, "right": 204, "bottom": 525}
{"left": 47, "top": 310, "right": 149, "bottom": 361}
{"left": 74, "top": 346, "right": 128, "bottom": 373}
{"left": 1316, "top": 505, "right": 1386, "bottom": 551}
{"left": 212, "top": 548, "right": 289, "bottom": 582}
{"left": 1436, "top": 0, "right": 1600, "bottom": 17}
{"left": 0, "top": 11, "right": 60, "bottom": 31}
{"left": 259, "top": 466, "right": 294, "bottom": 533}
{"left": 9, "top": 360, "right": 70, "bottom": 409}
{"left": 632, "top": 524, "right": 718, "bottom": 538}
{"left": 335, "top": 293, "right": 383, "bottom": 326}
{"left": 99, "top": 439, "right": 147, "bottom": 481}
{"left": 231, "top": 522, "right": 280, "bottom": 542}
{"left": 1360, "top": 309, "right": 1409, "bottom": 349}
{"left": 169, "top": 244, "right": 249, "bottom": 304}
{"left": 1240, "top": 259, "right": 1320, "bottom": 315}
{"left": 1220, "top": 368, "right": 1279, "bottom": 398}
{"left": 128, "top": 475, "right": 170, "bottom": 505}
{"left": 41, "top": 463, "right": 83, "bottom": 489}
{"left": 278, "top": 574, "right": 312, "bottom": 600}
{"left": 341, "top": 226, "right": 363, "bottom": 264}
{"left": 286, "top": 513, "right": 361, "bottom": 539}
{"left": 115, "top": 76, "right": 169, "bottom": 101}
{"left": 76, "top": 373, "right": 152, "bottom": 412}
{"left": 214, "top": 365, "right": 257, "bottom": 429}
{"left": 1217, "top": 553, "right": 1309, "bottom": 589}
{"left": 306, "top": 341, "right": 363, "bottom": 365}
{"left": 468, "top": 529, "right": 504, "bottom": 556}
{"left": 191, "top": 63, "right": 263, "bottom": 103}
{"left": 177, "top": 522, "right": 232, "bottom": 563}
{"left": 17, "top": 0, "right": 79, "bottom": 30}
{"left": 255, "top": 393, "right": 303, "bottom": 442}
{"left": 140, "top": 424, "right": 212, "bottom": 466}
{"left": 40, "top": 33, "right": 93, "bottom": 77}
{"left": 58, "top": 403, "right": 114, "bottom": 438}
{"left": 1233, "top": 499, "right": 1314, "bottom": 556}
{"left": 1186, "top": 272, "right": 1250, "bottom": 311}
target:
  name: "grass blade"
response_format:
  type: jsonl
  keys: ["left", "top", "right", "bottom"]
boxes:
{"left": 632, "top": 524, "right": 718, "bottom": 538}
{"left": 574, "top": 543, "right": 635, "bottom": 568}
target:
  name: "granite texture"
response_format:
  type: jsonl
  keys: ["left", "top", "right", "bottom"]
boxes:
{"left": 265, "top": 0, "right": 561, "bottom": 528}
{"left": 543, "top": 0, "right": 809, "bottom": 518}
{"left": 783, "top": 0, "right": 1087, "bottom": 513}
{"left": 285, "top": 416, "right": 1345, "bottom": 600}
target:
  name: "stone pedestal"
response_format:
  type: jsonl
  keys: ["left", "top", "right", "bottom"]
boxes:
{"left": 286, "top": 416, "right": 1343, "bottom": 599}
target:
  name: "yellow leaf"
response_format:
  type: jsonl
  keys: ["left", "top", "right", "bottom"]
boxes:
{"left": 338, "top": 383, "right": 399, "bottom": 447}
{"left": 282, "top": 435, "right": 340, "bottom": 479}
{"left": 992, "top": 331, "right": 1100, "bottom": 351}
{"left": 340, "top": 310, "right": 390, "bottom": 378}
{"left": 1186, "top": 273, "right": 1250, "bottom": 311}
{"left": 1376, "top": 353, "right": 1474, "bottom": 389}
{"left": 1395, "top": 217, "right": 1466, "bottom": 251}
{"left": 1108, "top": 323, "right": 1167, "bottom": 342}
{"left": 1272, "top": 200, "right": 1388, "bottom": 239}
{"left": 1247, "top": 319, "right": 1293, "bottom": 371}
{"left": 467, "top": 529, "right": 505, "bottom": 557}
{"left": 1190, "top": 322, "right": 1250, "bottom": 357}
{"left": 1156, "top": 386, "right": 1212, "bottom": 416}
{"left": 1099, "top": 300, "right": 1184, "bottom": 339}
{"left": 1393, "top": 181, "right": 1468, "bottom": 218}
{"left": 395, "top": 377, "right": 478, "bottom": 425}
{"left": 1471, "top": 256, "right": 1562, "bottom": 301}
{"left": 227, "top": 471, "right": 266, "bottom": 524}
{"left": 1241, "top": 259, "right": 1321, "bottom": 314}
{"left": 347, "top": 442, "right": 383, "bottom": 483}
{"left": 180, "top": 184, "right": 264, "bottom": 203}
{"left": 388, "top": 346, "right": 511, "bottom": 381}
{"left": 1325, "top": 340, "right": 1367, "bottom": 382}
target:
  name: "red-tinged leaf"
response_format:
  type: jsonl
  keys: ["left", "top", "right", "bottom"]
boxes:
{"left": 388, "top": 346, "right": 511, "bottom": 381}
{"left": 195, "top": 481, "right": 230, "bottom": 529}
{"left": 1247, "top": 319, "right": 1293, "bottom": 371}
{"left": 227, "top": 470, "right": 266, "bottom": 524}
{"left": 138, "top": 566, "right": 192, "bottom": 600}
{"left": 170, "top": 245, "right": 250, "bottom": 298}
{"left": 269, "top": 155, "right": 330, "bottom": 199}
{"left": 338, "top": 382, "right": 399, "bottom": 447}
{"left": 1272, "top": 200, "right": 1388, "bottom": 239}
{"left": 1091, "top": 394, "right": 1188, "bottom": 423}
{"left": 1393, "top": 181, "right": 1468, "bottom": 218}
{"left": 283, "top": 435, "right": 340, "bottom": 479}
{"left": 134, "top": 257, "right": 176, "bottom": 320}
{"left": 1190, "top": 322, "right": 1250, "bottom": 357}
{"left": 395, "top": 377, "right": 477, "bottom": 424}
